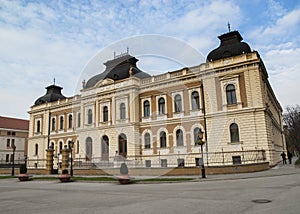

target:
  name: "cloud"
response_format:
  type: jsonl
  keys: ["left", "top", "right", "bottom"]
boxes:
{"left": 0, "top": 0, "right": 299, "bottom": 118}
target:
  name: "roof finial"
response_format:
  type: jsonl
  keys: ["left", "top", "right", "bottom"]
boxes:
{"left": 127, "top": 47, "right": 129, "bottom": 54}
{"left": 227, "top": 22, "right": 231, "bottom": 32}
{"left": 53, "top": 78, "right": 56, "bottom": 85}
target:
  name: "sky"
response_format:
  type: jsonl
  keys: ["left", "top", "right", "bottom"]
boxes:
{"left": 0, "top": 0, "right": 300, "bottom": 119}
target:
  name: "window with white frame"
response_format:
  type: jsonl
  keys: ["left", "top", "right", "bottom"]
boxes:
{"left": 226, "top": 84, "right": 237, "bottom": 105}
{"left": 120, "top": 103, "right": 126, "bottom": 119}
{"left": 36, "top": 120, "right": 41, "bottom": 133}
{"left": 51, "top": 117, "right": 56, "bottom": 131}
{"left": 176, "top": 129, "right": 184, "bottom": 146}
{"left": 59, "top": 116, "right": 64, "bottom": 130}
{"left": 77, "top": 113, "right": 81, "bottom": 127}
{"left": 144, "top": 132, "right": 151, "bottom": 149}
{"left": 160, "top": 131, "right": 167, "bottom": 148}
{"left": 103, "top": 106, "right": 108, "bottom": 122}
{"left": 174, "top": 94, "right": 182, "bottom": 112}
{"left": 191, "top": 91, "right": 200, "bottom": 110}
{"left": 87, "top": 109, "right": 93, "bottom": 124}
{"left": 143, "top": 100, "right": 150, "bottom": 117}
{"left": 230, "top": 123, "right": 240, "bottom": 142}
{"left": 158, "top": 97, "right": 165, "bottom": 115}
{"left": 68, "top": 114, "right": 73, "bottom": 129}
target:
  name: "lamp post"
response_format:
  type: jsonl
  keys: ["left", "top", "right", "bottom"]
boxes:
{"left": 11, "top": 145, "right": 16, "bottom": 176}
{"left": 68, "top": 140, "right": 74, "bottom": 176}
{"left": 24, "top": 154, "right": 27, "bottom": 169}
{"left": 197, "top": 130, "right": 206, "bottom": 178}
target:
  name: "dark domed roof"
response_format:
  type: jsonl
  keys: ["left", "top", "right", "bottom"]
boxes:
{"left": 85, "top": 54, "right": 151, "bottom": 88}
{"left": 207, "top": 31, "right": 251, "bottom": 62}
{"left": 34, "top": 85, "right": 66, "bottom": 105}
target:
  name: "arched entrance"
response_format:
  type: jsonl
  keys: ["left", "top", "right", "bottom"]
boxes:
{"left": 86, "top": 137, "right": 93, "bottom": 161}
{"left": 101, "top": 135, "right": 109, "bottom": 161}
{"left": 118, "top": 134, "right": 127, "bottom": 158}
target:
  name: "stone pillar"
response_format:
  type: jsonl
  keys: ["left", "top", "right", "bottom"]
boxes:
{"left": 46, "top": 147, "right": 54, "bottom": 174}
{"left": 61, "top": 145, "right": 70, "bottom": 171}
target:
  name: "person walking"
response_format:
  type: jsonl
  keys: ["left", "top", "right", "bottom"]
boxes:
{"left": 281, "top": 152, "right": 287, "bottom": 164}
{"left": 287, "top": 151, "right": 293, "bottom": 164}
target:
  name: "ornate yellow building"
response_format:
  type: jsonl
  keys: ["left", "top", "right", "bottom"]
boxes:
{"left": 27, "top": 31, "right": 285, "bottom": 172}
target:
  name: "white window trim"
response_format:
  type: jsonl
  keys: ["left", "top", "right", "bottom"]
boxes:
{"left": 220, "top": 75, "right": 242, "bottom": 110}
{"left": 141, "top": 97, "right": 151, "bottom": 122}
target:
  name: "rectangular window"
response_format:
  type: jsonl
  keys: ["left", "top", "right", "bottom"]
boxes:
{"left": 77, "top": 113, "right": 81, "bottom": 127}
{"left": 161, "top": 159, "right": 167, "bottom": 168}
{"left": 12, "top": 132, "right": 16, "bottom": 136}
{"left": 11, "top": 139, "right": 15, "bottom": 148}
{"left": 7, "top": 131, "right": 11, "bottom": 135}
{"left": 232, "top": 156, "right": 241, "bottom": 165}
{"left": 145, "top": 160, "right": 151, "bottom": 167}
{"left": 177, "top": 158, "right": 185, "bottom": 167}
{"left": 6, "top": 139, "right": 10, "bottom": 148}
{"left": 6, "top": 154, "right": 9, "bottom": 162}
{"left": 10, "top": 154, "right": 14, "bottom": 162}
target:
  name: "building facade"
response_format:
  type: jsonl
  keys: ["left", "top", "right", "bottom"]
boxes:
{"left": 0, "top": 116, "right": 29, "bottom": 166}
{"left": 27, "top": 31, "right": 285, "bottom": 171}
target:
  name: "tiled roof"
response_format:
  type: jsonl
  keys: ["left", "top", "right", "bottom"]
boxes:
{"left": 0, "top": 116, "right": 29, "bottom": 131}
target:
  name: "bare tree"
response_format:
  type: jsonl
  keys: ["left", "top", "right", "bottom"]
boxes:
{"left": 283, "top": 105, "right": 300, "bottom": 153}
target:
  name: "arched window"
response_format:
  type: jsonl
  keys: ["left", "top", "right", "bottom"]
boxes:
{"left": 176, "top": 129, "right": 184, "bottom": 146}
{"left": 191, "top": 91, "right": 200, "bottom": 110}
{"left": 120, "top": 103, "right": 126, "bottom": 119}
{"left": 86, "top": 137, "right": 93, "bottom": 160}
{"left": 230, "top": 123, "right": 240, "bottom": 142}
{"left": 36, "top": 120, "right": 41, "bottom": 133}
{"left": 59, "top": 116, "right": 64, "bottom": 130}
{"left": 103, "top": 106, "right": 108, "bottom": 122}
{"left": 88, "top": 109, "right": 93, "bottom": 124}
{"left": 160, "top": 131, "right": 167, "bottom": 148}
{"left": 174, "top": 94, "right": 182, "bottom": 112}
{"left": 51, "top": 118, "right": 55, "bottom": 131}
{"left": 144, "top": 133, "right": 151, "bottom": 149}
{"left": 118, "top": 134, "right": 127, "bottom": 157}
{"left": 143, "top": 100, "right": 150, "bottom": 117}
{"left": 59, "top": 141, "right": 63, "bottom": 153}
{"left": 226, "top": 84, "right": 237, "bottom": 105}
{"left": 68, "top": 115, "right": 73, "bottom": 129}
{"left": 35, "top": 144, "right": 38, "bottom": 155}
{"left": 193, "top": 127, "right": 201, "bottom": 145}
{"left": 101, "top": 135, "right": 109, "bottom": 160}
{"left": 158, "top": 98, "right": 165, "bottom": 115}
{"left": 77, "top": 113, "right": 81, "bottom": 127}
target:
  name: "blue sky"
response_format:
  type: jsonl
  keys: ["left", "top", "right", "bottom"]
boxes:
{"left": 1, "top": 0, "right": 300, "bottom": 119}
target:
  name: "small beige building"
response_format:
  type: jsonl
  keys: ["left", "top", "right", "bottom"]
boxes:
{"left": 27, "top": 31, "right": 285, "bottom": 171}
{"left": 0, "top": 116, "right": 29, "bottom": 165}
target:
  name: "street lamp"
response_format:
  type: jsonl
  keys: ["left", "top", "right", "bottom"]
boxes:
{"left": 197, "top": 129, "right": 206, "bottom": 178}
{"left": 68, "top": 140, "right": 74, "bottom": 176}
{"left": 11, "top": 145, "right": 16, "bottom": 176}
{"left": 24, "top": 155, "right": 27, "bottom": 169}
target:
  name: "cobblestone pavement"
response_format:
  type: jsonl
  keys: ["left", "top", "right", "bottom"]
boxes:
{"left": 0, "top": 159, "right": 299, "bottom": 214}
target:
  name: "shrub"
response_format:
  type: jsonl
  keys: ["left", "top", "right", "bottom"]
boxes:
{"left": 62, "top": 169, "right": 69, "bottom": 174}
{"left": 19, "top": 164, "right": 27, "bottom": 174}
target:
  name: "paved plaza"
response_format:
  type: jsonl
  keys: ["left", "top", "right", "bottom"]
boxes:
{"left": 0, "top": 161, "right": 300, "bottom": 214}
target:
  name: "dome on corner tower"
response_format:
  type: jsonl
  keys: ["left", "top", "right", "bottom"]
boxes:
{"left": 34, "top": 85, "right": 66, "bottom": 106}
{"left": 207, "top": 31, "right": 251, "bottom": 62}
{"left": 85, "top": 54, "right": 151, "bottom": 89}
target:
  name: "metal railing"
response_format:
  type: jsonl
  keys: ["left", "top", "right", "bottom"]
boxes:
{"left": 23, "top": 149, "right": 266, "bottom": 169}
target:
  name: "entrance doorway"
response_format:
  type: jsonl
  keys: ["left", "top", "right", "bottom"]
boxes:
{"left": 118, "top": 134, "right": 127, "bottom": 158}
